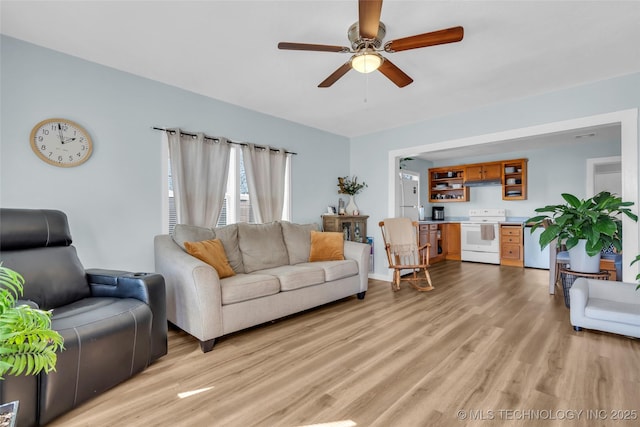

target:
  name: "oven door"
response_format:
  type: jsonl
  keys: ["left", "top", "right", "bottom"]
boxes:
{"left": 461, "top": 222, "right": 500, "bottom": 253}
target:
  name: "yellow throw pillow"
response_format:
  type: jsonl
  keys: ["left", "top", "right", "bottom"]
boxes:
{"left": 184, "top": 239, "right": 236, "bottom": 279}
{"left": 309, "top": 231, "right": 344, "bottom": 262}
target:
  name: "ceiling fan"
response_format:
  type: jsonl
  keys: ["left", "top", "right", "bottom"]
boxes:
{"left": 277, "top": 0, "right": 464, "bottom": 88}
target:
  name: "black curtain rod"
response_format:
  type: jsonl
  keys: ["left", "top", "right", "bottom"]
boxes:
{"left": 152, "top": 127, "right": 297, "bottom": 155}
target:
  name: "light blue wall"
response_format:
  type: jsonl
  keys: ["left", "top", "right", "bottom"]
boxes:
{"left": 0, "top": 36, "right": 349, "bottom": 271}
{"left": 352, "top": 72, "right": 640, "bottom": 276}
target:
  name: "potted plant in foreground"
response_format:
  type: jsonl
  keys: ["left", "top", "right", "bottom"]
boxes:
{"left": 527, "top": 191, "right": 637, "bottom": 273}
{"left": 0, "top": 264, "right": 64, "bottom": 426}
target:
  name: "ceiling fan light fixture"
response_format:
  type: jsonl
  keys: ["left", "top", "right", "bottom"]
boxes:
{"left": 351, "top": 51, "right": 383, "bottom": 73}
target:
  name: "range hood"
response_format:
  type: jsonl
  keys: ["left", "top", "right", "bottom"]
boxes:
{"left": 463, "top": 179, "right": 502, "bottom": 187}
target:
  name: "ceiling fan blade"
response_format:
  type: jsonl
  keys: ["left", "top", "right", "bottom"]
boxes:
{"left": 358, "top": 0, "right": 383, "bottom": 39}
{"left": 384, "top": 26, "right": 464, "bottom": 52}
{"left": 278, "top": 42, "right": 350, "bottom": 53}
{"left": 318, "top": 62, "right": 353, "bottom": 88}
{"left": 378, "top": 58, "right": 413, "bottom": 88}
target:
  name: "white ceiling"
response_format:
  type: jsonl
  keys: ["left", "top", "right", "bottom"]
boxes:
{"left": 2, "top": 1, "right": 640, "bottom": 138}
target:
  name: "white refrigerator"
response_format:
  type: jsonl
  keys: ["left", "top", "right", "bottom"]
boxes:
{"left": 398, "top": 171, "right": 421, "bottom": 221}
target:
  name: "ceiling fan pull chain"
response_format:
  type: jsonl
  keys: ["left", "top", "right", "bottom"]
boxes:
{"left": 364, "top": 72, "right": 369, "bottom": 103}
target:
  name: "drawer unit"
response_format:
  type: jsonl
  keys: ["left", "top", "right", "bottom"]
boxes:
{"left": 500, "top": 224, "right": 524, "bottom": 267}
{"left": 501, "top": 243, "right": 522, "bottom": 261}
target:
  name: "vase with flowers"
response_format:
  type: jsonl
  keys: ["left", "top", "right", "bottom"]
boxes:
{"left": 337, "top": 176, "right": 367, "bottom": 215}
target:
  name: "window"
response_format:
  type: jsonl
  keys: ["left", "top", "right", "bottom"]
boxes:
{"left": 166, "top": 145, "right": 290, "bottom": 233}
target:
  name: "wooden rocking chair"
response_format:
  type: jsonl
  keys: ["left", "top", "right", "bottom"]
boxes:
{"left": 379, "top": 218, "right": 434, "bottom": 292}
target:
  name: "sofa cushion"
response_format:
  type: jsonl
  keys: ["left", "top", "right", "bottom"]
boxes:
{"left": 173, "top": 224, "right": 216, "bottom": 250}
{"left": 184, "top": 239, "right": 235, "bottom": 279}
{"left": 255, "top": 265, "right": 325, "bottom": 291}
{"left": 1, "top": 246, "right": 89, "bottom": 310}
{"left": 280, "top": 221, "right": 319, "bottom": 265}
{"left": 0, "top": 208, "right": 72, "bottom": 251}
{"left": 298, "top": 260, "right": 358, "bottom": 281}
{"left": 214, "top": 223, "right": 245, "bottom": 274}
{"left": 585, "top": 298, "right": 640, "bottom": 326}
{"left": 220, "top": 273, "right": 280, "bottom": 305}
{"left": 237, "top": 222, "right": 289, "bottom": 273}
{"left": 309, "top": 231, "right": 344, "bottom": 262}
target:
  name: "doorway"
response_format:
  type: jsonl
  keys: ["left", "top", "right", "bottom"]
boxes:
{"left": 587, "top": 156, "right": 622, "bottom": 197}
{"left": 388, "top": 109, "right": 639, "bottom": 281}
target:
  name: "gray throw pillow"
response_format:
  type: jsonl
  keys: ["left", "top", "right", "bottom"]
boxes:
{"left": 213, "top": 223, "right": 245, "bottom": 273}
{"left": 173, "top": 224, "right": 215, "bottom": 250}
{"left": 280, "top": 221, "right": 319, "bottom": 265}
{"left": 237, "top": 222, "right": 289, "bottom": 273}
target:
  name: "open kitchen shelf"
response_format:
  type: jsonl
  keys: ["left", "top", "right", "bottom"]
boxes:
{"left": 428, "top": 167, "right": 469, "bottom": 202}
{"left": 502, "top": 159, "right": 528, "bottom": 200}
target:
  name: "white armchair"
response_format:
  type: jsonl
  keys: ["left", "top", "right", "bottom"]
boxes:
{"left": 569, "top": 278, "right": 640, "bottom": 338}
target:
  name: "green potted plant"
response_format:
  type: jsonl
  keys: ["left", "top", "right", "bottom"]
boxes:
{"left": 399, "top": 157, "right": 414, "bottom": 170}
{"left": 0, "top": 264, "right": 64, "bottom": 425}
{"left": 527, "top": 191, "right": 637, "bottom": 273}
{"left": 632, "top": 255, "right": 640, "bottom": 290}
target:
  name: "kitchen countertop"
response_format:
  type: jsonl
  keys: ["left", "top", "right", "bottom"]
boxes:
{"left": 419, "top": 217, "right": 468, "bottom": 224}
{"left": 500, "top": 217, "right": 529, "bottom": 225}
{"left": 419, "top": 216, "right": 530, "bottom": 224}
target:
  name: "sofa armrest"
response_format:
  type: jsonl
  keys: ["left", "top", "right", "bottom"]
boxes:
{"left": 569, "top": 278, "right": 589, "bottom": 326}
{"left": 344, "top": 240, "right": 370, "bottom": 293}
{"left": 154, "top": 235, "right": 224, "bottom": 343}
{"left": 86, "top": 269, "right": 168, "bottom": 361}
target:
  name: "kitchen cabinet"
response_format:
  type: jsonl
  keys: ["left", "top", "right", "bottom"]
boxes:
{"left": 500, "top": 224, "right": 524, "bottom": 267}
{"left": 465, "top": 162, "right": 502, "bottom": 182}
{"left": 428, "top": 167, "right": 469, "bottom": 202}
{"left": 419, "top": 223, "right": 445, "bottom": 263}
{"left": 429, "top": 158, "right": 528, "bottom": 203}
{"left": 444, "top": 222, "right": 461, "bottom": 260}
{"left": 322, "top": 215, "right": 368, "bottom": 243}
{"left": 502, "top": 159, "right": 528, "bottom": 200}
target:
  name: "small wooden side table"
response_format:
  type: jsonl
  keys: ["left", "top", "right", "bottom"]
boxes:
{"left": 321, "top": 215, "right": 368, "bottom": 243}
{"left": 559, "top": 268, "right": 610, "bottom": 308}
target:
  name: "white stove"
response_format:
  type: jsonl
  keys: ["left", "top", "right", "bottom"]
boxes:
{"left": 461, "top": 209, "right": 506, "bottom": 264}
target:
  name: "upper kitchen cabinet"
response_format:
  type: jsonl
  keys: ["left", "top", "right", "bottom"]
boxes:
{"left": 429, "top": 158, "right": 528, "bottom": 202}
{"left": 428, "top": 166, "right": 469, "bottom": 202}
{"left": 502, "top": 159, "right": 528, "bottom": 200}
{"left": 465, "top": 162, "right": 502, "bottom": 182}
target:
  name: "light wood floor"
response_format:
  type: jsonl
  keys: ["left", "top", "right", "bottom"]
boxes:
{"left": 50, "top": 261, "right": 640, "bottom": 427}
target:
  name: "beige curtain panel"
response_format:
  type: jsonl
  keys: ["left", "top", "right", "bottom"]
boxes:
{"left": 167, "top": 129, "right": 231, "bottom": 228}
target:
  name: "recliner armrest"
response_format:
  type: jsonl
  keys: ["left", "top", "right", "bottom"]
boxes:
{"left": 87, "top": 268, "right": 152, "bottom": 302}
{"left": 86, "top": 268, "right": 168, "bottom": 361}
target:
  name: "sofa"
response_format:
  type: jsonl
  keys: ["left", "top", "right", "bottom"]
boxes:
{"left": 0, "top": 208, "right": 167, "bottom": 426}
{"left": 154, "top": 220, "right": 369, "bottom": 352}
{"left": 569, "top": 278, "right": 640, "bottom": 338}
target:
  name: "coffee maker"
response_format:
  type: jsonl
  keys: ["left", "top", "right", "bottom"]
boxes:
{"left": 432, "top": 206, "right": 445, "bottom": 221}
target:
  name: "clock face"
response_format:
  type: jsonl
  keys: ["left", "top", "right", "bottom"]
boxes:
{"left": 30, "top": 118, "right": 93, "bottom": 167}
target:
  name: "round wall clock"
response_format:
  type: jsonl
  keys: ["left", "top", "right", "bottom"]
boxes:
{"left": 30, "top": 118, "right": 93, "bottom": 167}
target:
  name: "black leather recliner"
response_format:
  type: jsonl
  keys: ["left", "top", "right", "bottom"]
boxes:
{"left": 0, "top": 208, "right": 167, "bottom": 426}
